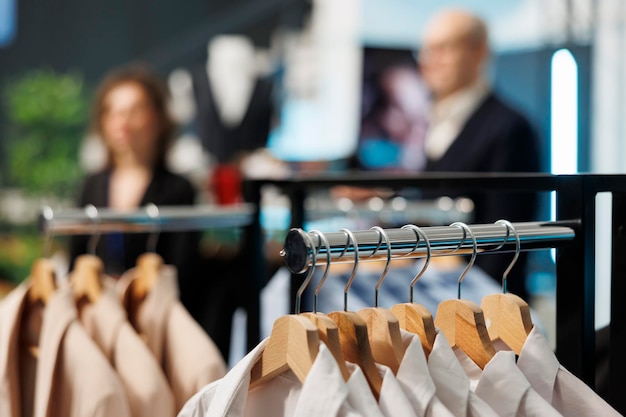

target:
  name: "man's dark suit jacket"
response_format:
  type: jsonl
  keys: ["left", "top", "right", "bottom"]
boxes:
{"left": 425, "top": 92, "right": 542, "bottom": 299}
{"left": 69, "top": 166, "right": 201, "bottom": 313}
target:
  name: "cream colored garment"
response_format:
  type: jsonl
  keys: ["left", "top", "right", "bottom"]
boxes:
{"left": 396, "top": 330, "right": 454, "bottom": 417}
{"left": 516, "top": 326, "right": 620, "bottom": 416}
{"left": 424, "top": 78, "right": 490, "bottom": 160}
{"left": 118, "top": 266, "right": 226, "bottom": 411}
{"left": 178, "top": 339, "right": 363, "bottom": 417}
{"left": 454, "top": 349, "right": 562, "bottom": 417}
{"left": 427, "top": 331, "right": 499, "bottom": 417}
{"left": 0, "top": 283, "right": 131, "bottom": 417}
{"left": 78, "top": 285, "right": 176, "bottom": 417}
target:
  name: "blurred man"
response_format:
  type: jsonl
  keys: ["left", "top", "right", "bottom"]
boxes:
{"left": 419, "top": 9, "right": 542, "bottom": 300}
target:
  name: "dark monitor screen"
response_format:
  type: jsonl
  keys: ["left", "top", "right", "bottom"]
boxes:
{"left": 356, "top": 47, "right": 429, "bottom": 172}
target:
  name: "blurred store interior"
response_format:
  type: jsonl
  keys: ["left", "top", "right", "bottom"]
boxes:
{"left": 1, "top": 0, "right": 624, "bottom": 372}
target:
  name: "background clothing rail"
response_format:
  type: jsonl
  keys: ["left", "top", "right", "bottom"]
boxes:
{"left": 38, "top": 203, "right": 255, "bottom": 235}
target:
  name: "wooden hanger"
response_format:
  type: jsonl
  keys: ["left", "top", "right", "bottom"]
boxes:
{"left": 356, "top": 227, "right": 406, "bottom": 374}
{"left": 132, "top": 252, "right": 164, "bottom": 300}
{"left": 357, "top": 308, "right": 405, "bottom": 374}
{"left": 328, "top": 310, "right": 382, "bottom": 398}
{"left": 434, "top": 222, "right": 495, "bottom": 369}
{"left": 435, "top": 299, "right": 495, "bottom": 369}
{"left": 250, "top": 230, "right": 338, "bottom": 389}
{"left": 301, "top": 312, "right": 350, "bottom": 381}
{"left": 328, "top": 228, "right": 382, "bottom": 399}
{"left": 481, "top": 293, "right": 532, "bottom": 355}
{"left": 125, "top": 252, "right": 164, "bottom": 332}
{"left": 24, "top": 258, "right": 57, "bottom": 358}
{"left": 250, "top": 315, "right": 319, "bottom": 389}
{"left": 390, "top": 224, "right": 436, "bottom": 356}
{"left": 27, "top": 258, "right": 57, "bottom": 305}
{"left": 299, "top": 230, "right": 350, "bottom": 382}
{"left": 129, "top": 204, "right": 165, "bottom": 301}
{"left": 70, "top": 254, "right": 104, "bottom": 304}
{"left": 391, "top": 303, "right": 436, "bottom": 356}
{"left": 481, "top": 220, "right": 533, "bottom": 354}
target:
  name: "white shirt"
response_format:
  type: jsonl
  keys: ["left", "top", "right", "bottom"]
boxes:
{"left": 178, "top": 339, "right": 362, "bottom": 417}
{"left": 425, "top": 79, "right": 490, "bottom": 160}
{"left": 377, "top": 364, "right": 418, "bottom": 417}
{"left": 454, "top": 349, "right": 562, "bottom": 417}
{"left": 396, "top": 331, "right": 454, "bottom": 417}
{"left": 517, "top": 326, "right": 620, "bottom": 417}
{"left": 427, "top": 332, "right": 499, "bottom": 417}
{"left": 344, "top": 363, "right": 384, "bottom": 417}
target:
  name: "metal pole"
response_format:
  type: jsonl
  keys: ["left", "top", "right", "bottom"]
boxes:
{"left": 282, "top": 221, "right": 576, "bottom": 274}
{"left": 39, "top": 204, "right": 255, "bottom": 235}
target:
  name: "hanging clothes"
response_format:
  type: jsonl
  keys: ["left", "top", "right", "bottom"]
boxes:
{"left": 515, "top": 326, "right": 621, "bottom": 417}
{"left": 426, "top": 331, "right": 499, "bottom": 417}
{"left": 77, "top": 285, "right": 176, "bottom": 417}
{"left": 396, "top": 330, "right": 454, "bottom": 417}
{"left": 343, "top": 362, "right": 385, "bottom": 417}
{"left": 374, "top": 363, "right": 417, "bottom": 417}
{"left": 117, "top": 265, "right": 226, "bottom": 411}
{"left": 178, "top": 340, "right": 364, "bottom": 417}
{"left": 0, "top": 283, "right": 131, "bottom": 417}
{"left": 454, "top": 349, "right": 562, "bottom": 416}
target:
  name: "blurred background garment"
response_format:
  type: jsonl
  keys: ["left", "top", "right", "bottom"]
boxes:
{"left": 192, "top": 36, "right": 274, "bottom": 166}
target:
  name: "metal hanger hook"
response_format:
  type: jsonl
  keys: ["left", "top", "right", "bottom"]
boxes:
{"left": 145, "top": 203, "right": 161, "bottom": 253}
{"left": 370, "top": 226, "right": 392, "bottom": 307}
{"left": 340, "top": 228, "right": 359, "bottom": 312}
{"left": 295, "top": 231, "right": 318, "bottom": 314}
{"left": 401, "top": 224, "right": 431, "bottom": 303}
{"left": 310, "top": 230, "right": 331, "bottom": 314}
{"left": 85, "top": 204, "right": 101, "bottom": 255}
{"left": 496, "top": 219, "right": 521, "bottom": 294}
{"left": 450, "top": 222, "right": 477, "bottom": 299}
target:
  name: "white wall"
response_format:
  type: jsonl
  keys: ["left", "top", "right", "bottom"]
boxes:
{"left": 268, "top": 0, "right": 362, "bottom": 161}
{"left": 360, "top": 0, "right": 593, "bottom": 52}
{"left": 592, "top": 0, "right": 626, "bottom": 174}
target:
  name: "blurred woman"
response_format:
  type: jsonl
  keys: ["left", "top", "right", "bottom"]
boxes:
{"left": 69, "top": 64, "right": 200, "bottom": 309}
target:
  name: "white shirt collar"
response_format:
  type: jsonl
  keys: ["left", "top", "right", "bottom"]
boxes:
{"left": 517, "top": 327, "right": 621, "bottom": 416}
{"left": 293, "top": 347, "right": 351, "bottom": 415}
{"left": 396, "top": 330, "right": 439, "bottom": 416}
{"left": 425, "top": 78, "right": 490, "bottom": 160}
{"left": 431, "top": 78, "right": 490, "bottom": 121}
{"left": 345, "top": 363, "right": 384, "bottom": 417}
{"left": 516, "top": 326, "right": 561, "bottom": 403}
{"left": 180, "top": 338, "right": 357, "bottom": 417}
{"left": 427, "top": 332, "right": 472, "bottom": 416}
{"left": 456, "top": 348, "right": 560, "bottom": 417}
{"left": 428, "top": 331, "right": 501, "bottom": 417}
{"left": 376, "top": 363, "right": 418, "bottom": 417}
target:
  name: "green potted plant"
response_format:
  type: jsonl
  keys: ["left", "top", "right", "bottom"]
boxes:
{"left": 0, "top": 68, "right": 88, "bottom": 284}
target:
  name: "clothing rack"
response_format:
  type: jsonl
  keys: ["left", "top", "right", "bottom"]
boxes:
{"left": 282, "top": 221, "right": 576, "bottom": 274}
{"left": 37, "top": 202, "right": 260, "bottom": 357}
{"left": 38, "top": 203, "right": 256, "bottom": 235}
{"left": 244, "top": 172, "right": 626, "bottom": 413}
